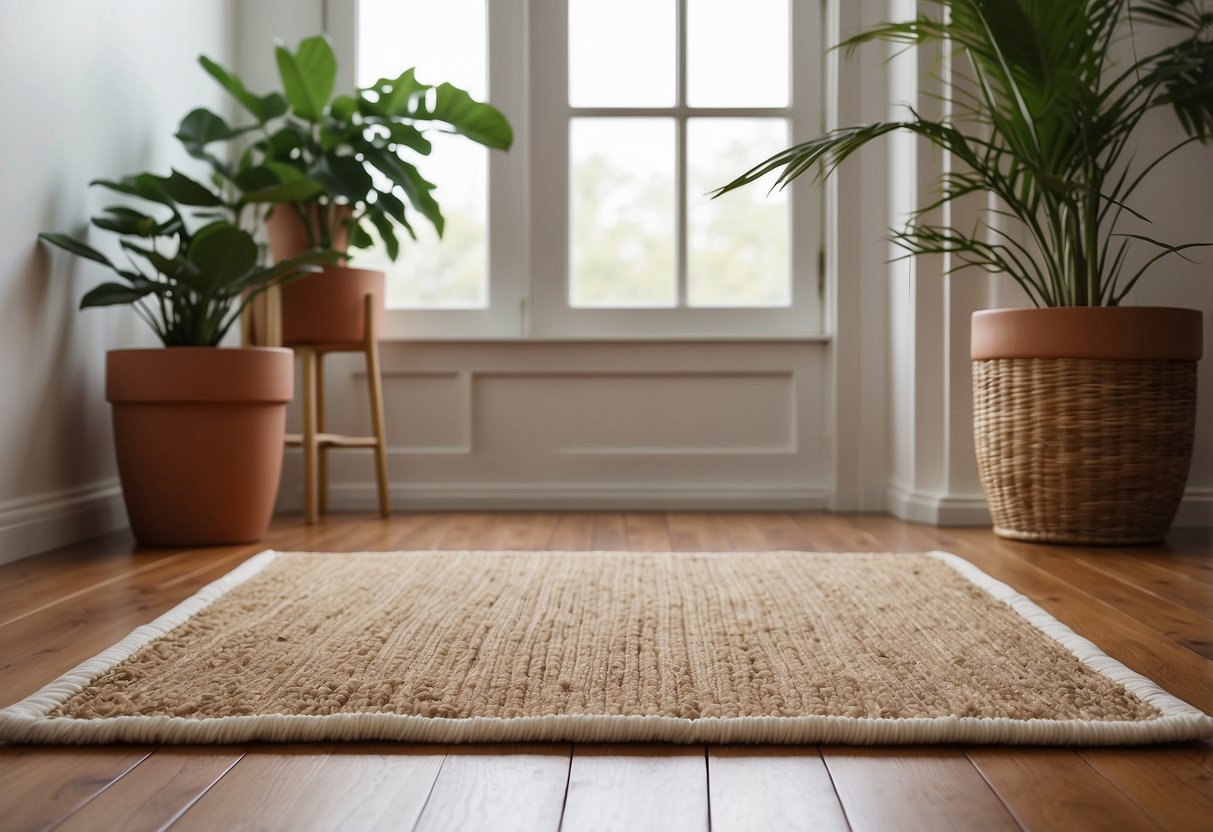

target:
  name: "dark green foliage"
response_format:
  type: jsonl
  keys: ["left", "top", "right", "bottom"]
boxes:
{"left": 715, "top": 0, "right": 1213, "bottom": 307}
{"left": 40, "top": 173, "right": 332, "bottom": 346}
{"left": 193, "top": 35, "right": 514, "bottom": 258}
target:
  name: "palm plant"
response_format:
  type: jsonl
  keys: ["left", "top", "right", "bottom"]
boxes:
{"left": 715, "top": 0, "right": 1213, "bottom": 307}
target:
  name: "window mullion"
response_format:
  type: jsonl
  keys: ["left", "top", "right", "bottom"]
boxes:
{"left": 675, "top": 0, "right": 688, "bottom": 307}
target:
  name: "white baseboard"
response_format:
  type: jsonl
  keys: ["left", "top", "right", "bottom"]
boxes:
{"left": 280, "top": 483, "right": 833, "bottom": 512}
{"left": 0, "top": 480, "right": 128, "bottom": 566}
{"left": 1173, "top": 487, "right": 1213, "bottom": 528}
{"left": 886, "top": 482, "right": 1213, "bottom": 529}
{"left": 885, "top": 483, "right": 992, "bottom": 527}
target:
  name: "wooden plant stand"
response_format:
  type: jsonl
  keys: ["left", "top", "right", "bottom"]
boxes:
{"left": 245, "top": 288, "right": 390, "bottom": 524}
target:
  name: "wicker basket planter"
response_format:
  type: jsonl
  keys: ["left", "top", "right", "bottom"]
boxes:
{"left": 971, "top": 307, "right": 1202, "bottom": 545}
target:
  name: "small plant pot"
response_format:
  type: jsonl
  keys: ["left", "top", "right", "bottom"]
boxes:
{"left": 265, "top": 202, "right": 353, "bottom": 262}
{"left": 106, "top": 347, "right": 294, "bottom": 546}
{"left": 971, "top": 307, "right": 1202, "bottom": 545}
{"left": 279, "top": 265, "right": 386, "bottom": 347}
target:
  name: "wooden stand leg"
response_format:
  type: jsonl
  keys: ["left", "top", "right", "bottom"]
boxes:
{"left": 265, "top": 285, "right": 283, "bottom": 348}
{"left": 301, "top": 346, "right": 320, "bottom": 525}
{"left": 317, "top": 352, "right": 329, "bottom": 516}
{"left": 365, "top": 295, "right": 391, "bottom": 518}
{"left": 240, "top": 297, "right": 255, "bottom": 347}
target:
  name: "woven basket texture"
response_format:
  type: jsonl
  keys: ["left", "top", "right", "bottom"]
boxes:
{"left": 972, "top": 358, "right": 1197, "bottom": 544}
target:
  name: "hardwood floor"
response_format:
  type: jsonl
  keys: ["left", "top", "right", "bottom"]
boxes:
{"left": 0, "top": 512, "right": 1209, "bottom": 831}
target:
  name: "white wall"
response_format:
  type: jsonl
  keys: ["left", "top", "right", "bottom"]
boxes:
{"left": 0, "top": 0, "right": 235, "bottom": 563}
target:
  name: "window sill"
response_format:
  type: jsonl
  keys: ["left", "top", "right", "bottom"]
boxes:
{"left": 376, "top": 333, "right": 832, "bottom": 345}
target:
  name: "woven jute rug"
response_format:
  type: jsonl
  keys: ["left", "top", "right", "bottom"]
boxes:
{"left": 2, "top": 550, "right": 1210, "bottom": 745}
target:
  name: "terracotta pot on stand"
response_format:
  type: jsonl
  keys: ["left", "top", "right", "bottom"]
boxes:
{"left": 259, "top": 203, "right": 386, "bottom": 347}
{"left": 971, "top": 307, "right": 1202, "bottom": 545}
{"left": 257, "top": 202, "right": 391, "bottom": 524}
{"left": 107, "top": 347, "right": 294, "bottom": 546}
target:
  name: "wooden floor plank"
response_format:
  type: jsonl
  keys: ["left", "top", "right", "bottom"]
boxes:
{"left": 785, "top": 512, "right": 886, "bottom": 551}
{"left": 1079, "top": 743, "right": 1213, "bottom": 832}
{"left": 857, "top": 518, "right": 1213, "bottom": 712}
{"left": 0, "top": 746, "right": 151, "bottom": 832}
{"left": 666, "top": 512, "right": 732, "bottom": 551}
{"left": 561, "top": 744, "right": 709, "bottom": 832}
{"left": 1069, "top": 551, "right": 1213, "bottom": 614}
{"left": 493, "top": 513, "right": 560, "bottom": 550}
{"left": 169, "top": 744, "right": 444, "bottom": 832}
{"left": 725, "top": 511, "right": 815, "bottom": 551}
{"left": 412, "top": 744, "right": 570, "bottom": 832}
{"left": 432, "top": 513, "right": 504, "bottom": 550}
{"left": 822, "top": 748, "right": 1021, "bottom": 832}
{"left": 966, "top": 748, "right": 1160, "bottom": 831}
{"left": 55, "top": 747, "right": 243, "bottom": 832}
{"left": 376, "top": 512, "right": 458, "bottom": 550}
{"left": 547, "top": 513, "right": 595, "bottom": 550}
{"left": 1007, "top": 545, "right": 1213, "bottom": 658}
{"left": 0, "top": 535, "right": 189, "bottom": 629}
{"left": 623, "top": 512, "right": 671, "bottom": 551}
{"left": 707, "top": 746, "right": 849, "bottom": 832}
{"left": 590, "top": 513, "right": 628, "bottom": 550}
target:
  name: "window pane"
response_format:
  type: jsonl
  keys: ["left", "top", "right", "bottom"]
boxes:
{"left": 687, "top": 0, "right": 789, "bottom": 107}
{"left": 687, "top": 118, "right": 790, "bottom": 307}
{"left": 570, "top": 119, "right": 676, "bottom": 307}
{"left": 569, "top": 0, "right": 675, "bottom": 107}
{"left": 357, "top": 0, "right": 487, "bottom": 308}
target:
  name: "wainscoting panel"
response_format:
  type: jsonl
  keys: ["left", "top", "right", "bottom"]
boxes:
{"left": 278, "top": 340, "right": 831, "bottom": 511}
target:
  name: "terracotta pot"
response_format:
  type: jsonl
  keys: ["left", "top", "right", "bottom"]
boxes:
{"left": 106, "top": 347, "right": 294, "bottom": 546}
{"left": 971, "top": 307, "right": 1202, "bottom": 544}
{"left": 278, "top": 265, "right": 386, "bottom": 347}
{"left": 265, "top": 202, "right": 353, "bottom": 262}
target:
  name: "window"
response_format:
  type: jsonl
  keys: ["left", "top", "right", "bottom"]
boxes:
{"left": 336, "top": 0, "right": 822, "bottom": 338}
{"left": 357, "top": 0, "right": 489, "bottom": 310}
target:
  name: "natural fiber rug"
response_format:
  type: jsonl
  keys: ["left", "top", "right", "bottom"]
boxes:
{"left": 1, "top": 550, "right": 1210, "bottom": 745}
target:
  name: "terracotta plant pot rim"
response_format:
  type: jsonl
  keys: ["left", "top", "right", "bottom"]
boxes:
{"left": 107, "top": 347, "right": 294, "bottom": 404}
{"left": 971, "top": 307, "right": 1203, "bottom": 361}
{"left": 312, "top": 264, "right": 384, "bottom": 279}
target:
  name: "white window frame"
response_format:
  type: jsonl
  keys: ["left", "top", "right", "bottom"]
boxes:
{"left": 329, "top": 0, "right": 823, "bottom": 340}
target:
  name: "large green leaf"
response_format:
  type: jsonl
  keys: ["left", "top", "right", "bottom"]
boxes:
{"left": 199, "top": 55, "right": 277, "bottom": 123}
{"left": 158, "top": 170, "right": 223, "bottom": 206}
{"left": 175, "top": 108, "right": 235, "bottom": 156}
{"left": 360, "top": 68, "right": 427, "bottom": 117}
{"left": 264, "top": 126, "right": 304, "bottom": 159}
{"left": 92, "top": 212, "right": 156, "bottom": 237}
{"left": 367, "top": 209, "right": 400, "bottom": 261}
{"left": 383, "top": 122, "right": 432, "bottom": 155}
{"left": 411, "top": 82, "right": 513, "bottom": 149}
{"left": 121, "top": 241, "right": 185, "bottom": 279}
{"left": 235, "top": 161, "right": 311, "bottom": 193}
{"left": 360, "top": 145, "right": 444, "bottom": 235}
{"left": 39, "top": 233, "right": 114, "bottom": 267}
{"left": 79, "top": 282, "right": 156, "bottom": 308}
{"left": 188, "top": 224, "right": 258, "bottom": 292}
{"left": 317, "top": 155, "right": 374, "bottom": 201}
{"left": 241, "top": 179, "right": 327, "bottom": 204}
{"left": 275, "top": 35, "right": 337, "bottom": 122}
{"left": 91, "top": 207, "right": 160, "bottom": 237}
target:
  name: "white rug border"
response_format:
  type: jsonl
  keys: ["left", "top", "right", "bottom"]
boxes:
{"left": 1, "top": 548, "right": 1210, "bottom": 746}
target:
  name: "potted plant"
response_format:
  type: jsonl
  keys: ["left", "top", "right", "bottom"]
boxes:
{"left": 717, "top": 0, "right": 1212, "bottom": 543}
{"left": 178, "top": 34, "right": 514, "bottom": 347}
{"left": 40, "top": 171, "right": 329, "bottom": 546}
